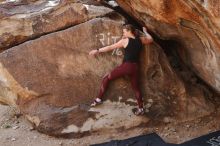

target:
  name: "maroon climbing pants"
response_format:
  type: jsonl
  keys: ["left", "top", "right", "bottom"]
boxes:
{"left": 97, "top": 62, "right": 143, "bottom": 108}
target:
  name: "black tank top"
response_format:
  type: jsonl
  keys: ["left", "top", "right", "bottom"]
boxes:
{"left": 123, "top": 37, "right": 143, "bottom": 63}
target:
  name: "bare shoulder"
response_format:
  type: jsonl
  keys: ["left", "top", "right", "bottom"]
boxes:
{"left": 120, "top": 38, "right": 129, "bottom": 48}
{"left": 109, "top": 37, "right": 128, "bottom": 49}
{"left": 114, "top": 38, "right": 127, "bottom": 45}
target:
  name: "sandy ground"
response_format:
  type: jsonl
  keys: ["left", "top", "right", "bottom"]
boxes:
{"left": 0, "top": 105, "right": 220, "bottom": 146}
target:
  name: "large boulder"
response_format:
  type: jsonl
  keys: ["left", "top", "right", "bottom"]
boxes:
{"left": 116, "top": 0, "right": 220, "bottom": 94}
{"left": 0, "top": 0, "right": 215, "bottom": 137}
{"left": 0, "top": 15, "right": 162, "bottom": 136}
{"left": 0, "top": 0, "right": 113, "bottom": 50}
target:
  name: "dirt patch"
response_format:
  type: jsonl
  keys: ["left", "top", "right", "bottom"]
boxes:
{"left": 1, "top": 105, "right": 220, "bottom": 146}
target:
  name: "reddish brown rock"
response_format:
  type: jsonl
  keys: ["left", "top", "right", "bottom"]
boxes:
{"left": 116, "top": 0, "right": 220, "bottom": 94}
{"left": 0, "top": 0, "right": 113, "bottom": 50}
{"left": 0, "top": 0, "right": 215, "bottom": 137}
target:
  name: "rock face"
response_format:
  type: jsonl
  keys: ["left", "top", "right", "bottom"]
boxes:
{"left": 0, "top": 0, "right": 112, "bottom": 50}
{"left": 0, "top": 0, "right": 216, "bottom": 137}
{"left": 116, "top": 0, "right": 220, "bottom": 94}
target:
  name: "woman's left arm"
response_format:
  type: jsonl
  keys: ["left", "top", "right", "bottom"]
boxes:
{"left": 139, "top": 27, "right": 153, "bottom": 45}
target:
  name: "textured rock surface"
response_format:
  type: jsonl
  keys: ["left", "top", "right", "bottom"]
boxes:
{"left": 0, "top": 0, "right": 216, "bottom": 137}
{"left": 0, "top": 0, "right": 113, "bottom": 50}
{"left": 116, "top": 0, "right": 220, "bottom": 94}
{"left": 0, "top": 15, "right": 183, "bottom": 136}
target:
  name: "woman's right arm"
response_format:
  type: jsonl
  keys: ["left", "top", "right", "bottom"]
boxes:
{"left": 89, "top": 39, "right": 126, "bottom": 56}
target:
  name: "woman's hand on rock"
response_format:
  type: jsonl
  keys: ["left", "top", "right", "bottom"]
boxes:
{"left": 89, "top": 49, "right": 99, "bottom": 56}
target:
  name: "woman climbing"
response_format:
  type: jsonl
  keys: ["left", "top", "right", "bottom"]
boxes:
{"left": 89, "top": 24, "right": 153, "bottom": 115}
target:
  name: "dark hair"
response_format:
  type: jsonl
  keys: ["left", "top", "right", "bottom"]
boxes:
{"left": 122, "top": 24, "right": 139, "bottom": 37}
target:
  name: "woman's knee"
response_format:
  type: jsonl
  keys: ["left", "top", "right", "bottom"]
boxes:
{"left": 108, "top": 73, "right": 113, "bottom": 79}
{"left": 103, "top": 73, "right": 112, "bottom": 82}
